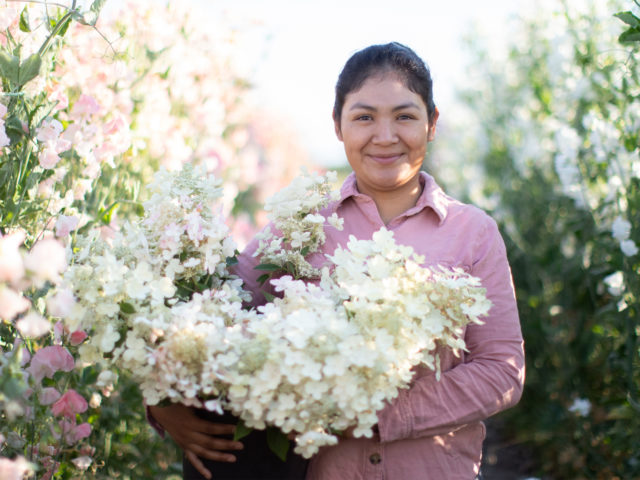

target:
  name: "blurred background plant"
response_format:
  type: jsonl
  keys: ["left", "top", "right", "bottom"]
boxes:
{"left": 0, "top": 0, "right": 307, "bottom": 478}
{"left": 434, "top": 0, "right": 640, "bottom": 478}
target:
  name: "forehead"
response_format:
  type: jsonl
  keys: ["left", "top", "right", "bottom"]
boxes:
{"left": 344, "top": 73, "right": 425, "bottom": 108}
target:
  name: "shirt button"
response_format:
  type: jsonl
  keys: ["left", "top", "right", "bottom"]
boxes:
{"left": 369, "top": 453, "right": 382, "bottom": 465}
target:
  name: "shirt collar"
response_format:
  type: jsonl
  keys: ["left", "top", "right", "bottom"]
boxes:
{"left": 335, "top": 171, "right": 449, "bottom": 225}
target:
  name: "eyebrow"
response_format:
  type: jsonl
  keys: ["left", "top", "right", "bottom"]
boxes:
{"left": 348, "top": 102, "right": 421, "bottom": 112}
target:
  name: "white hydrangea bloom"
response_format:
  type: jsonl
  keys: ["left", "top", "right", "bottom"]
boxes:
{"left": 253, "top": 169, "right": 343, "bottom": 278}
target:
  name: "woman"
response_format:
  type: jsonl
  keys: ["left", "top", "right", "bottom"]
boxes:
{"left": 150, "top": 42, "right": 525, "bottom": 480}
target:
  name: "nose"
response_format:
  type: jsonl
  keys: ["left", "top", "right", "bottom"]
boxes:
{"left": 372, "top": 119, "right": 398, "bottom": 144}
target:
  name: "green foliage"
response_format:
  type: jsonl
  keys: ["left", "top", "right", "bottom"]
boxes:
{"left": 444, "top": 1, "right": 640, "bottom": 477}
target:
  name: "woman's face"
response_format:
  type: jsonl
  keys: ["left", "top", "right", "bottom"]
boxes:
{"left": 335, "top": 73, "right": 438, "bottom": 199}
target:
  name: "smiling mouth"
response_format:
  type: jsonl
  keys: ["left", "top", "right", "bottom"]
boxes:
{"left": 367, "top": 153, "right": 403, "bottom": 164}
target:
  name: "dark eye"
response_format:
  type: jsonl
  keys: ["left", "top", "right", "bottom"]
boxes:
{"left": 355, "top": 114, "right": 373, "bottom": 121}
{"left": 397, "top": 114, "right": 414, "bottom": 120}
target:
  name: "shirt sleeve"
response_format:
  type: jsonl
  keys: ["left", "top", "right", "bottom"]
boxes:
{"left": 376, "top": 217, "right": 525, "bottom": 442}
{"left": 231, "top": 229, "right": 279, "bottom": 309}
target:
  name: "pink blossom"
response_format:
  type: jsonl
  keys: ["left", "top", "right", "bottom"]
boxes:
{"left": 36, "top": 119, "right": 63, "bottom": 143}
{"left": 69, "top": 330, "right": 88, "bottom": 346}
{"left": 54, "top": 215, "right": 79, "bottom": 238}
{"left": 0, "top": 103, "right": 7, "bottom": 118}
{"left": 47, "top": 288, "right": 76, "bottom": 318}
{"left": 0, "top": 7, "right": 18, "bottom": 31}
{"left": 38, "top": 147, "right": 61, "bottom": 169}
{"left": 26, "top": 345, "right": 75, "bottom": 382}
{"left": 23, "top": 238, "right": 67, "bottom": 285}
{"left": 0, "top": 123, "right": 9, "bottom": 148}
{"left": 38, "top": 387, "right": 61, "bottom": 406}
{"left": 0, "top": 455, "right": 32, "bottom": 480}
{"left": 0, "top": 287, "right": 30, "bottom": 320}
{"left": 0, "top": 231, "right": 26, "bottom": 284}
{"left": 54, "top": 419, "right": 91, "bottom": 445}
{"left": 53, "top": 321, "right": 64, "bottom": 343}
{"left": 71, "top": 94, "right": 100, "bottom": 118}
{"left": 16, "top": 312, "right": 51, "bottom": 338}
{"left": 51, "top": 389, "right": 88, "bottom": 418}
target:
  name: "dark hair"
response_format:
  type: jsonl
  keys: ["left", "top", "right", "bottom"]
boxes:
{"left": 333, "top": 42, "right": 436, "bottom": 127}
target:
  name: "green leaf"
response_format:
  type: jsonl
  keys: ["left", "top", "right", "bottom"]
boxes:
{"left": 17, "top": 54, "right": 41, "bottom": 86}
{"left": 254, "top": 263, "right": 281, "bottom": 272}
{"left": 619, "top": 28, "right": 640, "bottom": 43}
{"left": 119, "top": 302, "right": 135, "bottom": 314}
{"left": 300, "top": 246, "right": 310, "bottom": 256}
{"left": 263, "top": 291, "right": 276, "bottom": 302}
{"left": 56, "top": 15, "right": 72, "bottom": 38}
{"left": 81, "top": 365, "right": 99, "bottom": 384}
{"left": 0, "top": 51, "right": 20, "bottom": 84}
{"left": 226, "top": 256, "right": 239, "bottom": 267}
{"left": 135, "top": 203, "right": 145, "bottom": 217}
{"left": 256, "top": 273, "right": 270, "bottom": 285}
{"left": 100, "top": 202, "right": 120, "bottom": 225}
{"left": 233, "top": 419, "right": 252, "bottom": 441}
{"left": 4, "top": 115, "right": 24, "bottom": 142}
{"left": 266, "top": 427, "right": 289, "bottom": 462}
{"left": 19, "top": 7, "right": 30, "bottom": 32}
{"left": 614, "top": 11, "right": 640, "bottom": 28}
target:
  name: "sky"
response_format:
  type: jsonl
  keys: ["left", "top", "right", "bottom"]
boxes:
{"left": 194, "top": 0, "right": 521, "bottom": 166}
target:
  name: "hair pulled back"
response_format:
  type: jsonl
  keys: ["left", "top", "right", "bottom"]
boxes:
{"left": 333, "top": 42, "right": 436, "bottom": 127}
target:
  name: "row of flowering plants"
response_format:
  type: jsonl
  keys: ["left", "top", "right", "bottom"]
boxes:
{"left": 0, "top": 0, "right": 308, "bottom": 478}
{"left": 437, "top": 0, "right": 639, "bottom": 477}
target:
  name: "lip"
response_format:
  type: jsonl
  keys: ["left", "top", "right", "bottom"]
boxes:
{"left": 367, "top": 153, "right": 403, "bottom": 165}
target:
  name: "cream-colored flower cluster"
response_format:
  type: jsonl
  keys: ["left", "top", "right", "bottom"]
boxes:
{"left": 223, "top": 228, "right": 490, "bottom": 458}
{"left": 63, "top": 168, "right": 490, "bottom": 459}
{"left": 253, "top": 169, "right": 343, "bottom": 278}
{"left": 63, "top": 166, "right": 248, "bottom": 408}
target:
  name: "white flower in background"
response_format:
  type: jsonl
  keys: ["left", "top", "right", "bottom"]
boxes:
{"left": 611, "top": 216, "right": 631, "bottom": 241}
{"left": 603, "top": 271, "right": 624, "bottom": 296}
{"left": 568, "top": 397, "right": 591, "bottom": 417}
{"left": 620, "top": 239, "right": 638, "bottom": 257}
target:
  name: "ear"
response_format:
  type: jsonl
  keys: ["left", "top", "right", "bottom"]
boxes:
{"left": 333, "top": 109, "right": 343, "bottom": 141}
{"left": 427, "top": 107, "right": 439, "bottom": 142}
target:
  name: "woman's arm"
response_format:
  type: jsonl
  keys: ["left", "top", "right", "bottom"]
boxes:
{"left": 377, "top": 218, "right": 525, "bottom": 442}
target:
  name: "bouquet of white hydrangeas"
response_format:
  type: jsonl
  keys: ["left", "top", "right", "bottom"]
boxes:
{"left": 229, "top": 228, "right": 491, "bottom": 458}
{"left": 62, "top": 165, "right": 249, "bottom": 409}
{"left": 61, "top": 166, "right": 491, "bottom": 460}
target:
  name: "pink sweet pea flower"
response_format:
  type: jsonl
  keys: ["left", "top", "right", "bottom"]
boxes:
{"left": 15, "top": 311, "right": 51, "bottom": 338}
{"left": 69, "top": 330, "right": 88, "bottom": 346}
{"left": 54, "top": 215, "right": 79, "bottom": 238}
{"left": 55, "top": 419, "right": 91, "bottom": 445}
{"left": 71, "top": 94, "right": 100, "bottom": 118}
{"left": 0, "top": 455, "right": 33, "bottom": 480}
{"left": 0, "top": 122, "right": 9, "bottom": 148}
{"left": 0, "top": 231, "right": 26, "bottom": 284}
{"left": 36, "top": 119, "right": 63, "bottom": 143}
{"left": 23, "top": 238, "right": 67, "bottom": 285}
{"left": 0, "top": 286, "right": 30, "bottom": 320}
{"left": 47, "top": 288, "right": 76, "bottom": 318}
{"left": 51, "top": 389, "right": 88, "bottom": 419}
{"left": 26, "top": 345, "right": 75, "bottom": 382}
{"left": 39, "top": 387, "right": 61, "bottom": 406}
{"left": 38, "top": 147, "right": 61, "bottom": 169}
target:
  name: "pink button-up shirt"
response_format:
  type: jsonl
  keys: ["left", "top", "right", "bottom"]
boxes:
{"left": 234, "top": 172, "right": 525, "bottom": 480}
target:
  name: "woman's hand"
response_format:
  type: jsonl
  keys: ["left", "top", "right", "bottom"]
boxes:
{"left": 148, "top": 403, "right": 244, "bottom": 480}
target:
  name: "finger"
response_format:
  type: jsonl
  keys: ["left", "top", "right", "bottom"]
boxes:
{"left": 199, "top": 422, "right": 237, "bottom": 436}
{"left": 189, "top": 443, "right": 238, "bottom": 463}
{"left": 185, "top": 450, "right": 212, "bottom": 480}
{"left": 187, "top": 431, "right": 244, "bottom": 451}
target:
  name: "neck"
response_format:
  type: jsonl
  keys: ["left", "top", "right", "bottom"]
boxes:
{"left": 361, "top": 179, "right": 423, "bottom": 225}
